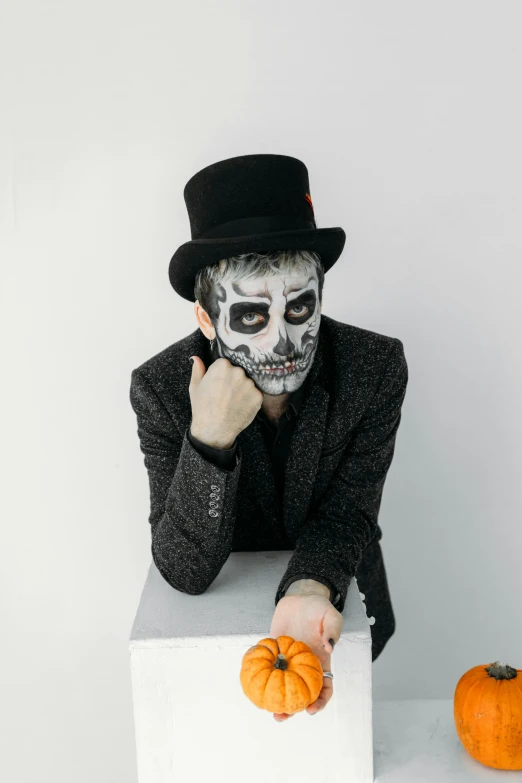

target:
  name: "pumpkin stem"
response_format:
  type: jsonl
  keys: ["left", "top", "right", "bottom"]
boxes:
{"left": 485, "top": 661, "right": 518, "bottom": 680}
{"left": 274, "top": 653, "right": 288, "bottom": 671}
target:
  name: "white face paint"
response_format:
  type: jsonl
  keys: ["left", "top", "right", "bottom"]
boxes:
{"left": 208, "top": 270, "right": 321, "bottom": 396}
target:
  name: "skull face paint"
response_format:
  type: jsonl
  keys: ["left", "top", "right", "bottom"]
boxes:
{"left": 208, "top": 270, "right": 321, "bottom": 396}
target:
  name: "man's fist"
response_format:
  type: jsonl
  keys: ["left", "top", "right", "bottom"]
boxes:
{"left": 188, "top": 355, "right": 264, "bottom": 449}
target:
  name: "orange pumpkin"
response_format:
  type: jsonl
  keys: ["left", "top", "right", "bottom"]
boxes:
{"left": 454, "top": 660, "right": 522, "bottom": 770}
{"left": 240, "top": 635, "right": 324, "bottom": 714}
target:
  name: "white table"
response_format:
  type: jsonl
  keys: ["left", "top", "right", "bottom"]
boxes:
{"left": 373, "top": 698, "right": 522, "bottom": 781}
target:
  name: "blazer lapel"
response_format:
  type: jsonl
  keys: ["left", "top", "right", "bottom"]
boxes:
{"left": 282, "top": 332, "right": 329, "bottom": 544}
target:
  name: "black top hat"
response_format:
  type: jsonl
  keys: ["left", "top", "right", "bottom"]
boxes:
{"left": 168, "top": 154, "right": 346, "bottom": 302}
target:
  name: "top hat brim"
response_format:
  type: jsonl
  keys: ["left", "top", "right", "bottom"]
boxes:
{"left": 169, "top": 226, "right": 346, "bottom": 302}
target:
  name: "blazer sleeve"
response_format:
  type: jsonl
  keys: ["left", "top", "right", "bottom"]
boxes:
{"left": 129, "top": 367, "right": 243, "bottom": 595}
{"left": 274, "top": 338, "right": 408, "bottom": 614}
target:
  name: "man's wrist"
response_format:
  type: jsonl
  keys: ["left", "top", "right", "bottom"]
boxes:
{"left": 189, "top": 424, "right": 236, "bottom": 451}
{"left": 284, "top": 579, "right": 331, "bottom": 600}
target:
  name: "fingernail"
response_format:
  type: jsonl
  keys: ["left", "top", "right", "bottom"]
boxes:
{"left": 188, "top": 357, "right": 194, "bottom": 365}
{"left": 310, "top": 712, "right": 317, "bottom": 716}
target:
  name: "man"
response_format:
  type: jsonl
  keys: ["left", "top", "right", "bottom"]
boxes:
{"left": 129, "top": 154, "right": 409, "bottom": 722}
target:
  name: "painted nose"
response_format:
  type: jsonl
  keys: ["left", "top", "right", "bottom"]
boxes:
{"left": 273, "top": 332, "right": 296, "bottom": 357}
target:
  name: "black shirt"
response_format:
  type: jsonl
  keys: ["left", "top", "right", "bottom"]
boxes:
{"left": 187, "top": 376, "right": 341, "bottom": 606}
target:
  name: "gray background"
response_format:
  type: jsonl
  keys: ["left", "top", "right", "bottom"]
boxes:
{"left": 1, "top": 1, "right": 521, "bottom": 781}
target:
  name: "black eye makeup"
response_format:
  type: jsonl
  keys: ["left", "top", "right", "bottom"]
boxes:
{"left": 228, "top": 290, "right": 317, "bottom": 334}
{"left": 285, "top": 290, "right": 316, "bottom": 325}
{"left": 229, "top": 302, "right": 270, "bottom": 334}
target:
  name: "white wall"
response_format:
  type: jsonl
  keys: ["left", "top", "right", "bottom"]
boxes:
{"left": 1, "top": 1, "right": 521, "bottom": 781}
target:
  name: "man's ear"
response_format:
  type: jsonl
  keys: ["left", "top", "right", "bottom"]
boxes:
{"left": 194, "top": 300, "right": 216, "bottom": 340}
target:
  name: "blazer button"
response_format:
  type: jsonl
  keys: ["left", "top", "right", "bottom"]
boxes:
{"left": 210, "top": 485, "right": 220, "bottom": 491}
{"left": 368, "top": 616, "right": 376, "bottom": 625}
{"left": 209, "top": 509, "right": 218, "bottom": 517}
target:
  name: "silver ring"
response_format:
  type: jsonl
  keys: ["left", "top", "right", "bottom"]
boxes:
{"left": 323, "top": 671, "right": 333, "bottom": 680}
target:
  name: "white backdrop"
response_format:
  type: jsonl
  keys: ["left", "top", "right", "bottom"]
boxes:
{"left": 1, "top": 1, "right": 521, "bottom": 781}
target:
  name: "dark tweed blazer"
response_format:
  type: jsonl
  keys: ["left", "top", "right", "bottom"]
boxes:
{"left": 129, "top": 313, "right": 408, "bottom": 661}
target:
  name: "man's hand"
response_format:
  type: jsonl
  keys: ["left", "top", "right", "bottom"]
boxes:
{"left": 189, "top": 356, "right": 263, "bottom": 449}
{"left": 269, "top": 593, "right": 343, "bottom": 722}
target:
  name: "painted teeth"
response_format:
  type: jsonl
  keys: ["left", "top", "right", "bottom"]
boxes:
{"left": 229, "top": 352, "right": 300, "bottom": 371}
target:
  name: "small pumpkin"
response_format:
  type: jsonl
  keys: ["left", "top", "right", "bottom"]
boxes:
{"left": 240, "top": 635, "right": 324, "bottom": 714}
{"left": 454, "top": 660, "right": 522, "bottom": 770}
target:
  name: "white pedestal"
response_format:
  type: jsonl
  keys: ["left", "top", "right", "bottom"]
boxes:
{"left": 129, "top": 551, "right": 373, "bottom": 783}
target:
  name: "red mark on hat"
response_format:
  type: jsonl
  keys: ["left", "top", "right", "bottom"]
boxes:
{"left": 305, "top": 192, "right": 314, "bottom": 217}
